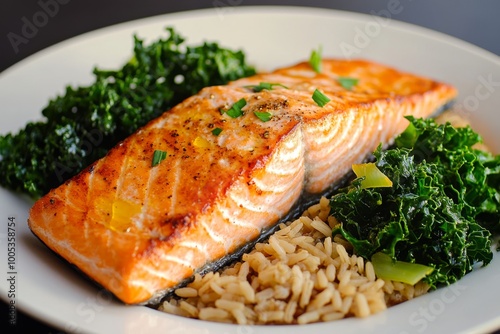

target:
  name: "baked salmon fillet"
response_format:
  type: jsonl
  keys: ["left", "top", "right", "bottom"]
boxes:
{"left": 28, "top": 59, "right": 457, "bottom": 305}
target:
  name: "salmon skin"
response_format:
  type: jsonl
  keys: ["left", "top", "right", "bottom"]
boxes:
{"left": 28, "top": 59, "right": 457, "bottom": 305}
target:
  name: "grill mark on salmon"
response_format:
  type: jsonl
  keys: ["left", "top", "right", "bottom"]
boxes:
{"left": 28, "top": 59, "right": 457, "bottom": 305}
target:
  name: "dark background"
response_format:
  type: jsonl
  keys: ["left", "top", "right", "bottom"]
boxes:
{"left": 1, "top": 0, "right": 500, "bottom": 333}
{"left": 1, "top": 0, "right": 500, "bottom": 72}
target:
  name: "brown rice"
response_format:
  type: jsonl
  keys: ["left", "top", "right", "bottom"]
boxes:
{"left": 158, "top": 196, "right": 430, "bottom": 324}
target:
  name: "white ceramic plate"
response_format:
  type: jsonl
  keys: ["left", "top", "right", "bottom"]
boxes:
{"left": 1, "top": 6, "right": 499, "bottom": 334}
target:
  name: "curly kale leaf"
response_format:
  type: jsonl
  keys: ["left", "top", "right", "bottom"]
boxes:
{"left": 330, "top": 116, "right": 500, "bottom": 288}
{"left": 0, "top": 27, "right": 256, "bottom": 198}
{"left": 398, "top": 116, "right": 500, "bottom": 235}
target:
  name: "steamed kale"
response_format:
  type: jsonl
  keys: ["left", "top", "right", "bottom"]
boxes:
{"left": 330, "top": 116, "right": 500, "bottom": 288}
{"left": 0, "top": 27, "right": 256, "bottom": 199}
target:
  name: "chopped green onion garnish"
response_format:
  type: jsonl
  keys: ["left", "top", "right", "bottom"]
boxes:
{"left": 254, "top": 111, "right": 272, "bottom": 122}
{"left": 352, "top": 163, "right": 393, "bottom": 189}
{"left": 338, "top": 77, "right": 359, "bottom": 90}
{"left": 309, "top": 45, "right": 322, "bottom": 73}
{"left": 312, "top": 89, "right": 330, "bottom": 107}
{"left": 212, "top": 127, "right": 223, "bottom": 136}
{"left": 152, "top": 150, "right": 167, "bottom": 167}
{"left": 245, "top": 82, "right": 288, "bottom": 92}
{"left": 371, "top": 252, "right": 434, "bottom": 285}
{"left": 224, "top": 98, "right": 246, "bottom": 118}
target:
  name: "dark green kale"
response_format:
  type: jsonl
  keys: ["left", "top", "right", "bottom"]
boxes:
{"left": 0, "top": 27, "right": 256, "bottom": 199}
{"left": 330, "top": 116, "right": 500, "bottom": 288}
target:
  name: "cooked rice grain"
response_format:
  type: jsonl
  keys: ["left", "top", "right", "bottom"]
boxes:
{"left": 159, "top": 197, "right": 430, "bottom": 324}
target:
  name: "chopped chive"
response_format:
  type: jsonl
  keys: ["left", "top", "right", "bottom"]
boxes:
{"left": 254, "top": 111, "right": 272, "bottom": 122}
{"left": 151, "top": 150, "right": 167, "bottom": 167}
{"left": 309, "top": 45, "right": 322, "bottom": 73}
{"left": 245, "top": 82, "right": 288, "bottom": 92}
{"left": 338, "top": 77, "right": 359, "bottom": 90}
{"left": 212, "top": 127, "right": 223, "bottom": 136}
{"left": 224, "top": 98, "right": 246, "bottom": 118}
{"left": 312, "top": 89, "right": 331, "bottom": 107}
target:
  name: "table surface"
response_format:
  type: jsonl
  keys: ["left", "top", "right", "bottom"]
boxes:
{"left": 1, "top": 1, "right": 499, "bottom": 333}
